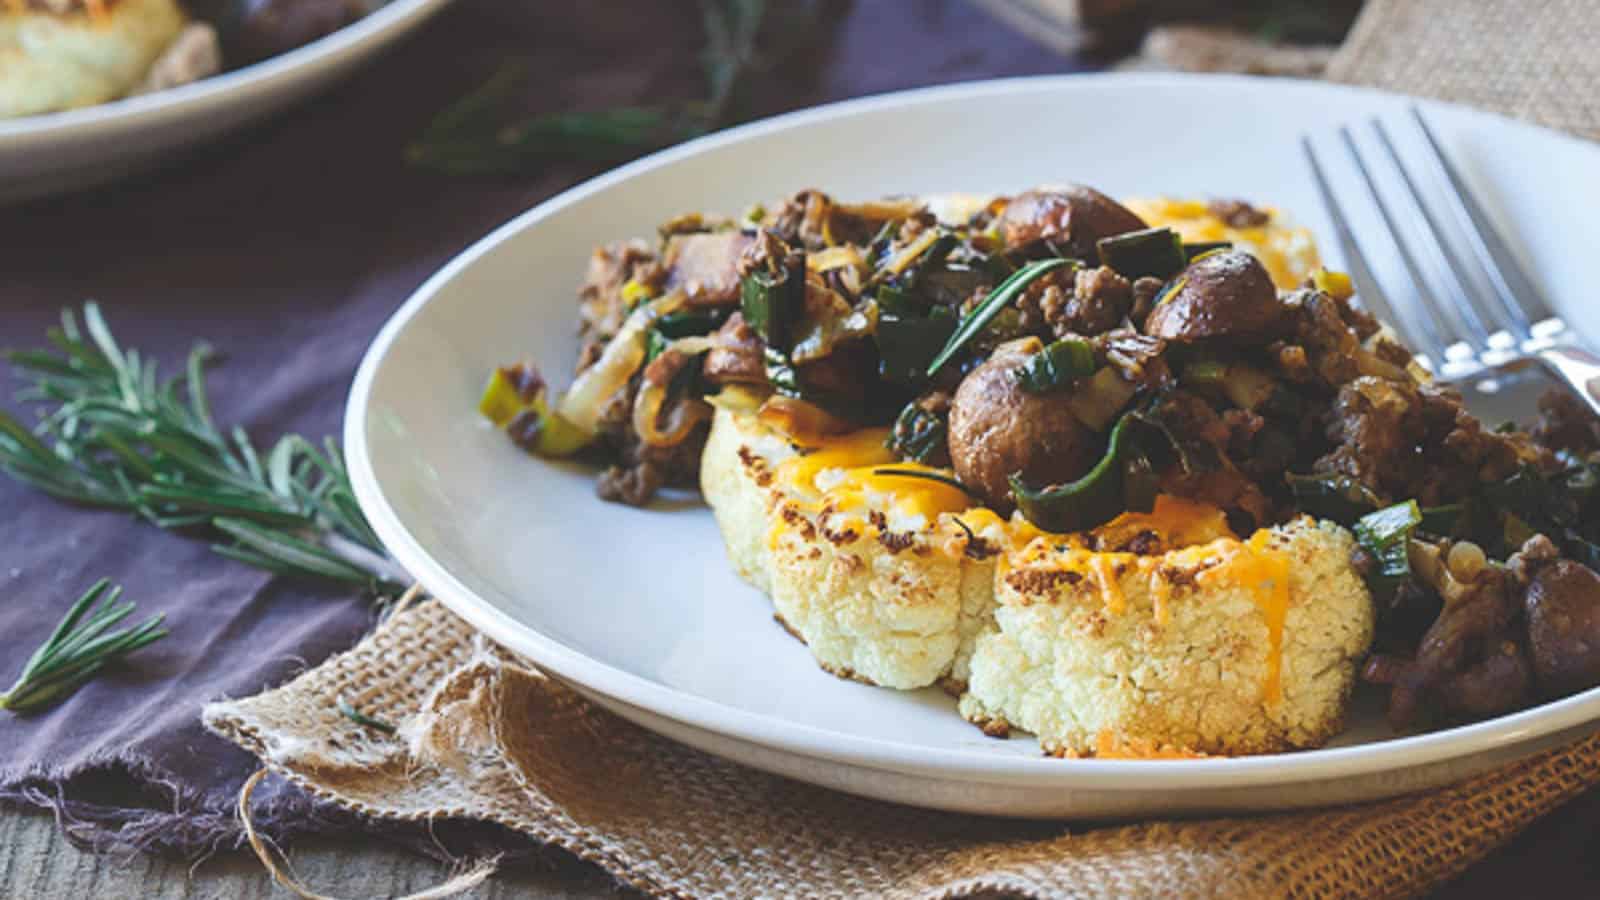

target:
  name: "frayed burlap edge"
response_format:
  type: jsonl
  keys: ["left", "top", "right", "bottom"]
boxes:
{"left": 205, "top": 600, "right": 1600, "bottom": 900}
{"left": 1328, "top": 0, "right": 1600, "bottom": 142}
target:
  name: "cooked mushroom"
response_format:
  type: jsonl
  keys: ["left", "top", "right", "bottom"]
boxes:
{"left": 948, "top": 338, "right": 1097, "bottom": 511}
{"left": 1524, "top": 559, "right": 1600, "bottom": 697}
{"left": 997, "top": 186, "right": 1147, "bottom": 258}
{"left": 1144, "top": 250, "right": 1282, "bottom": 342}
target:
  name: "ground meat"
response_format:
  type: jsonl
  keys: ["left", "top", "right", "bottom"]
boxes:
{"left": 1316, "top": 377, "right": 1552, "bottom": 506}
{"left": 1335, "top": 293, "right": 1383, "bottom": 342}
{"left": 1144, "top": 390, "right": 1273, "bottom": 526}
{"left": 1040, "top": 265, "right": 1132, "bottom": 337}
{"left": 1371, "top": 336, "right": 1413, "bottom": 367}
{"left": 1207, "top": 198, "right": 1270, "bottom": 228}
{"left": 1220, "top": 408, "right": 1266, "bottom": 459}
{"left": 595, "top": 406, "right": 707, "bottom": 506}
{"left": 597, "top": 461, "right": 666, "bottom": 506}
{"left": 577, "top": 240, "right": 660, "bottom": 372}
{"left": 1276, "top": 288, "right": 1363, "bottom": 388}
{"left": 1531, "top": 389, "right": 1600, "bottom": 457}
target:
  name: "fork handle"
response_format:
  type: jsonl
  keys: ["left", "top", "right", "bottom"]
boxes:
{"left": 1537, "top": 346, "right": 1600, "bottom": 418}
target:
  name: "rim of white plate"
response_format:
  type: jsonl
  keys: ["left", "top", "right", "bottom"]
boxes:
{"left": 346, "top": 73, "right": 1600, "bottom": 790}
{"left": 0, "top": 0, "right": 453, "bottom": 146}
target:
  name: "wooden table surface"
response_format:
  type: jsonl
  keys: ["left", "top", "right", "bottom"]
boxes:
{"left": 6, "top": 784, "right": 1600, "bottom": 897}
{"left": 4, "top": 1, "right": 1600, "bottom": 896}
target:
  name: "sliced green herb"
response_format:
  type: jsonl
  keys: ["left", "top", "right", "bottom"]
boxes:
{"left": 886, "top": 402, "right": 948, "bottom": 465}
{"left": 926, "top": 258, "right": 1075, "bottom": 377}
{"left": 740, "top": 255, "right": 804, "bottom": 353}
{"left": 654, "top": 307, "right": 733, "bottom": 339}
{"left": 1010, "top": 411, "right": 1149, "bottom": 533}
{"left": 877, "top": 313, "right": 956, "bottom": 384}
{"left": 1353, "top": 501, "right": 1422, "bottom": 601}
{"left": 1286, "top": 472, "right": 1382, "bottom": 524}
{"left": 1096, "top": 227, "right": 1186, "bottom": 280}
{"left": 1015, "top": 338, "right": 1096, "bottom": 393}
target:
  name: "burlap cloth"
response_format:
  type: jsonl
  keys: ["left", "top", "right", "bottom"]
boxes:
{"left": 205, "top": 600, "right": 1600, "bottom": 899}
{"left": 1326, "top": 0, "right": 1600, "bottom": 142}
{"left": 203, "top": 2, "right": 1600, "bottom": 896}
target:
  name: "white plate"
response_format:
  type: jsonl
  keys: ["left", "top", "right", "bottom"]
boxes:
{"left": 0, "top": 0, "right": 451, "bottom": 203}
{"left": 346, "top": 74, "right": 1600, "bottom": 819}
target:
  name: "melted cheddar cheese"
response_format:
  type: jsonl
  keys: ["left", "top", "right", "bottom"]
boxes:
{"left": 1124, "top": 196, "right": 1320, "bottom": 290}
{"left": 763, "top": 423, "right": 1299, "bottom": 706}
{"left": 1197, "top": 531, "right": 1292, "bottom": 704}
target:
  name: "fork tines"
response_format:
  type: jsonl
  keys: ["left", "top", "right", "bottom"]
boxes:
{"left": 1301, "top": 106, "right": 1566, "bottom": 379}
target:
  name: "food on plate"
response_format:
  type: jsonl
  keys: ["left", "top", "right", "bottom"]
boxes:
{"left": 0, "top": 0, "right": 386, "bottom": 118}
{"left": 481, "top": 185, "right": 1600, "bottom": 757}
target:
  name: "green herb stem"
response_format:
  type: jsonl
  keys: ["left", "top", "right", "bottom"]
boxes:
{"left": 926, "top": 258, "right": 1075, "bottom": 377}
{"left": 0, "top": 303, "right": 403, "bottom": 594}
{"left": 0, "top": 580, "right": 167, "bottom": 714}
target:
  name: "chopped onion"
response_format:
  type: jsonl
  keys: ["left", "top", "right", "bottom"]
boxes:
{"left": 757, "top": 395, "right": 857, "bottom": 444}
{"left": 706, "top": 384, "right": 771, "bottom": 414}
{"left": 880, "top": 228, "right": 942, "bottom": 277}
{"left": 808, "top": 245, "right": 867, "bottom": 276}
{"left": 667, "top": 335, "right": 717, "bottom": 357}
{"left": 559, "top": 293, "right": 684, "bottom": 435}
{"left": 834, "top": 198, "right": 926, "bottom": 222}
{"left": 1066, "top": 367, "right": 1138, "bottom": 432}
{"left": 633, "top": 380, "right": 712, "bottom": 448}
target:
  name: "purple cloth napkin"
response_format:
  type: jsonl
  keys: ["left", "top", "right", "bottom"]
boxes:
{"left": 0, "top": 0, "right": 1075, "bottom": 858}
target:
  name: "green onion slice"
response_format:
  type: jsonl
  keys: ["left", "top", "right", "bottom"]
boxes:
{"left": 1096, "top": 227, "right": 1186, "bottom": 280}
{"left": 1015, "top": 337, "right": 1097, "bottom": 393}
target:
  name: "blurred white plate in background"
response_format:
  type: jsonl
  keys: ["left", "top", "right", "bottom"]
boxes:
{"left": 0, "top": 0, "right": 452, "bottom": 204}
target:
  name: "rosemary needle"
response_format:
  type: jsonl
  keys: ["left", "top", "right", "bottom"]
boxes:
{"left": 0, "top": 580, "right": 167, "bottom": 715}
{"left": 336, "top": 696, "right": 398, "bottom": 735}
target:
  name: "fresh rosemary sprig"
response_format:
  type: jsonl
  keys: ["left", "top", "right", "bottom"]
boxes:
{"left": 0, "top": 303, "right": 403, "bottom": 594}
{"left": 0, "top": 580, "right": 167, "bottom": 714}
{"left": 406, "top": 0, "right": 841, "bottom": 176}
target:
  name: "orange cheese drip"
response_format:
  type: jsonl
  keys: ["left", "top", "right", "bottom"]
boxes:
{"left": 769, "top": 428, "right": 974, "bottom": 542}
{"left": 1088, "top": 555, "right": 1126, "bottom": 615}
{"left": 1095, "top": 495, "right": 1233, "bottom": 549}
{"left": 1149, "top": 568, "right": 1173, "bottom": 628}
{"left": 1199, "top": 532, "right": 1291, "bottom": 705}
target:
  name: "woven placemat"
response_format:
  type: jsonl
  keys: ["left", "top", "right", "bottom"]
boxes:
{"left": 205, "top": 600, "right": 1600, "bottom": 899}
{"left": 1327, "top": 0, "right": 1600, "bottom": 142}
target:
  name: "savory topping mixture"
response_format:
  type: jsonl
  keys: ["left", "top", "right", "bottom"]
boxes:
{"left": 1, "top": 0, "right": 387, "bottom": 119}
{"left": 483, "top": 184, "right": 1600, "bottom": 735}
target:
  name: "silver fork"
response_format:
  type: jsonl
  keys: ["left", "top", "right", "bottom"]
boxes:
{"left": 1301, "top": 106, "right": 1600, "bottom": 416}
